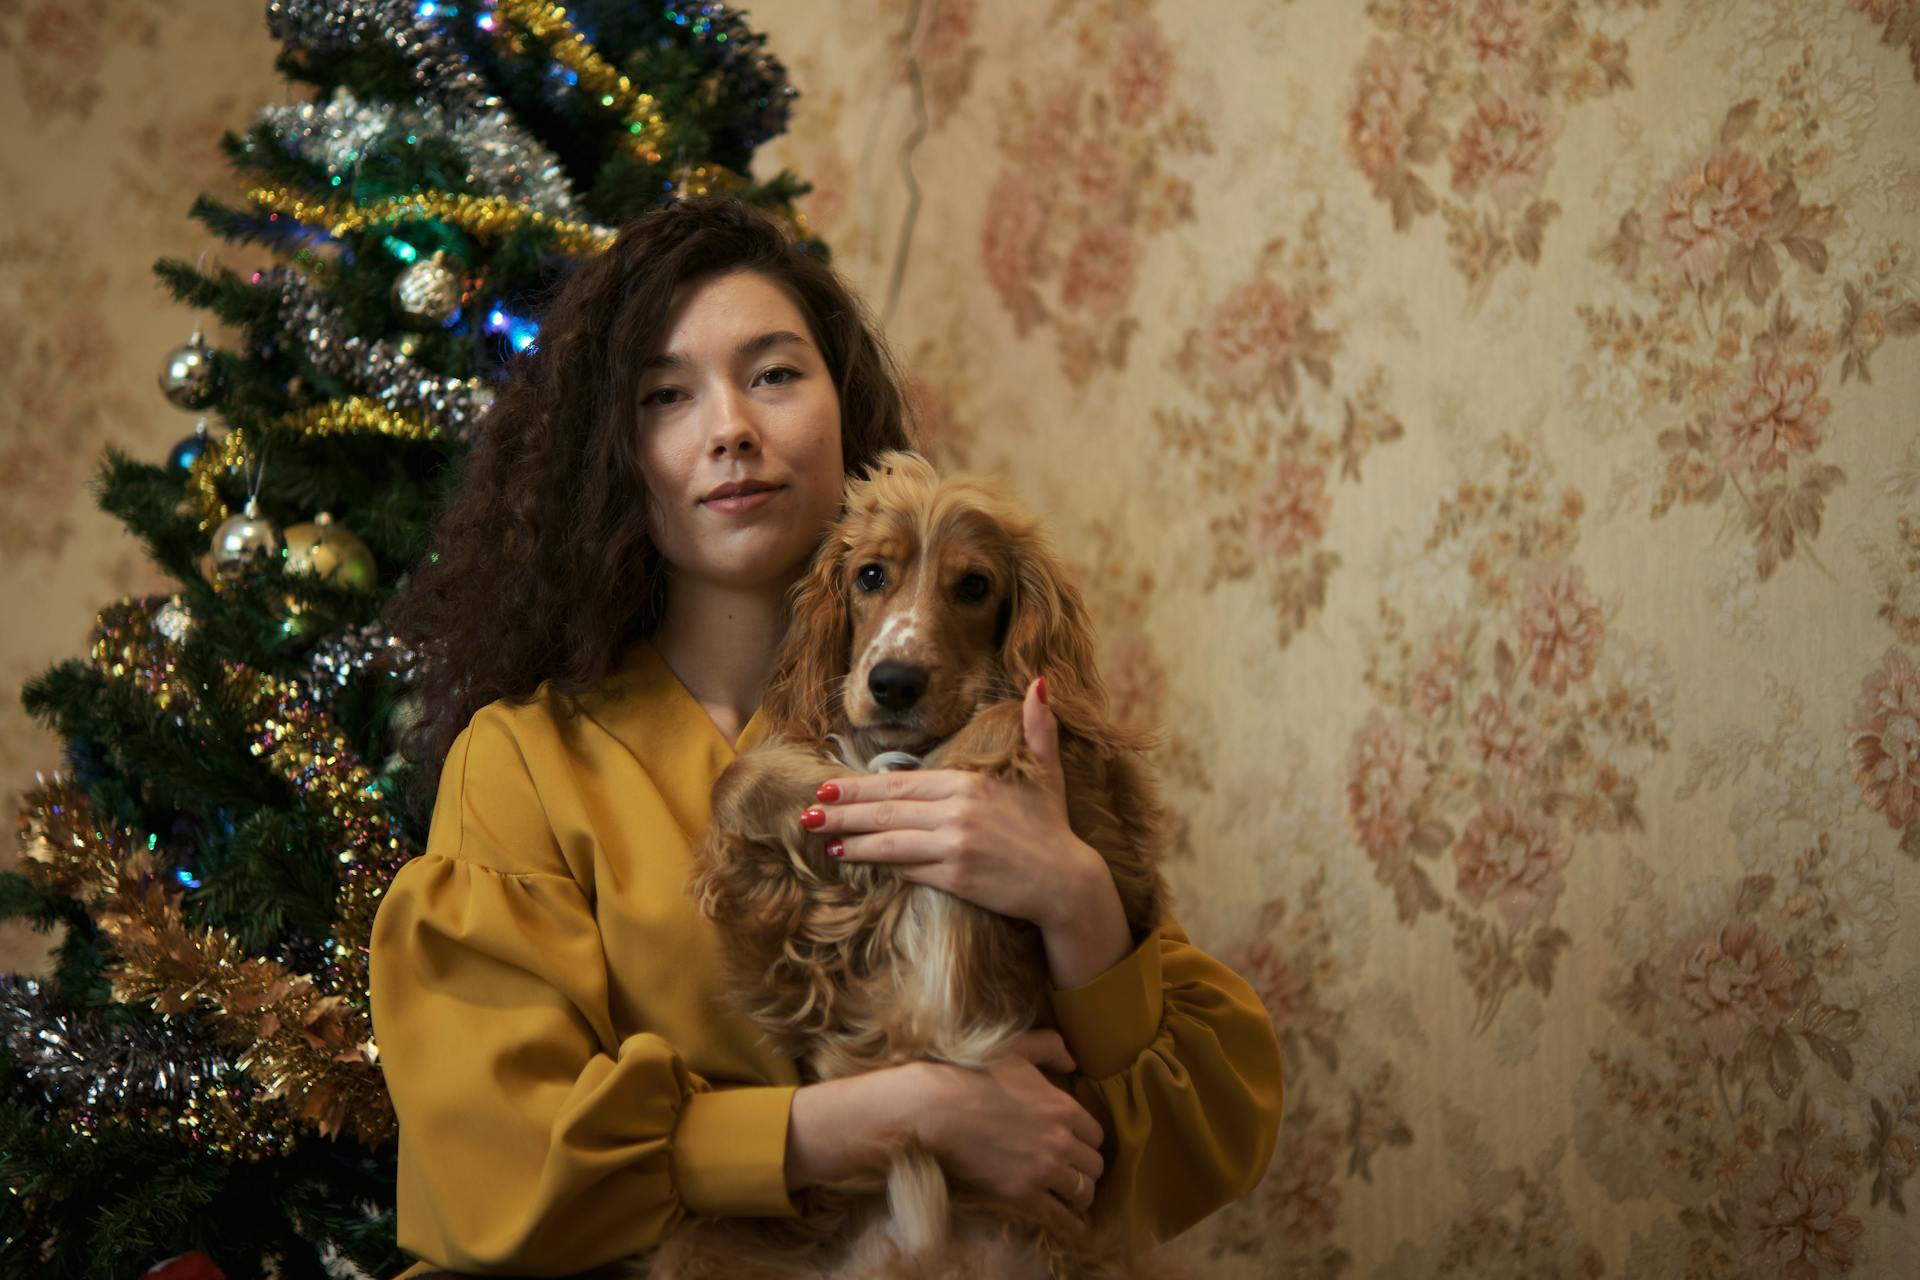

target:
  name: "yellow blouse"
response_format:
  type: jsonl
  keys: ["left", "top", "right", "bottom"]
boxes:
{"left": 369, "top": 637, "right": 1284, "bottom": 1277}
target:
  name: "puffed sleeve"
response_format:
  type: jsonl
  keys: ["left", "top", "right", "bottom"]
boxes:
{"left": 369, "top": 709, "right": 801, "bottom": 1276}
{"left": 1044, "top": 913, "right": 1284, "bottom": 1250}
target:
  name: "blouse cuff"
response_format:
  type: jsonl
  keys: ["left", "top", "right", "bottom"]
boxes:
{"left": 671, "top": 1083, "right": 803, "bottom": 1220}
{"left": 1047, "top": 926, "right": 1165, "bottom": 1079}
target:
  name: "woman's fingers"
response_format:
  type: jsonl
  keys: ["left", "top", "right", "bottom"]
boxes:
{"left": 1061, "top": 1132, "right": 1104, "bottom": 1189}
{"left": 1050, "top": 1153, "right": 1098, "bottom": 1215}
{"left": 1061, "top": 1097, "right": 1103, "bottom": 1155}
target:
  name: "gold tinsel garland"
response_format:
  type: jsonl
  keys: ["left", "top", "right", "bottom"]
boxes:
{"left": 492, "top": 0, "right": 671, "bottom": 163}
{"left": 91, "top": 594, "right": 408, "bottom": 1014}
{"left": 244, "top": 185, "right": 616, "bottom": 255}
{"left": 16, "top": 777, "right": 303, "bottom": 1158}
{"left": 14, "top": 594, "right": 412, "bottom": 1147}
{"left": 184, "top": 397, "right": 443, "bottom": 535}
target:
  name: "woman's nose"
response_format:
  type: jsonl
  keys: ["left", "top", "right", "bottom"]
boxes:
{"left": 705, "top": 382, "right": 761, "bottom": 453}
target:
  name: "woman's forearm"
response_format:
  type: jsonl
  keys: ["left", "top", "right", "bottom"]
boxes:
{"left": 784, "top": 1062, "right": 939, "bottom": 1192}
{"left": 1041, "top": 844, "right": 1135, "bottom": 990}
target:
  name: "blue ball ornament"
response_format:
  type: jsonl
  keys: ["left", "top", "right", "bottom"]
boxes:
{"left": 167, "top": 434, "right": 207, "bottom": 473}
{"left": 167, "top": 417, "right": 216, "bottom": 474}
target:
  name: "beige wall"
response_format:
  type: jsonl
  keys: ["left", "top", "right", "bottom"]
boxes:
{"left": 6, "top": 1, "right": 1919, "bottom": 1273}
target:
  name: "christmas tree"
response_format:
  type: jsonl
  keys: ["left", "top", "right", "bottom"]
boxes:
{"left": 0, "top": 3, "right": 818, "bottom": 1275}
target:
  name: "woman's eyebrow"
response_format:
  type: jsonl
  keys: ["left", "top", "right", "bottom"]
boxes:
{"left": 641, "top": 329, "right": 811, "bottom": 374}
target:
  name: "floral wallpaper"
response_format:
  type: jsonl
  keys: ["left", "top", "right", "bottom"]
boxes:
{"left": 5, "top": 0, "right": 1918, "bottom": 1276}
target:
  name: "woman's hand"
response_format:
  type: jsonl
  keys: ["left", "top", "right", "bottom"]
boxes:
{"left": 788, "top": 1031, "right": 1105, "bottom": 1235}
{"left": 803, "top": 676, "right": 1138, "bottom": 988}
{"left": 912, "top": 1029, "right": 1104, "bottom": 1234}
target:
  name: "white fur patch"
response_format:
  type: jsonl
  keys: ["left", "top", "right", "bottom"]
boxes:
{"left": 892, "top": 886, "right": 1023, "bottom": 1068}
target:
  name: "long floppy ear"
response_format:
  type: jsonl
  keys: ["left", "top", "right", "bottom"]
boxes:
{"left": 760, "top": 528, "right": 853, "bottom": 742}
{"left": 999, "top": 528, "right": 1155, "bottom": 756}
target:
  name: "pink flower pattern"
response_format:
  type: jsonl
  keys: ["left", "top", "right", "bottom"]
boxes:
{"left": 977, "top": 0, "right": 1207, "bottom": 384}
{"left": 1670, "top": 918, "right": 1798, "bottom": 1060}
{"left": 1447, "top": 89, "right": 1561, "bottom": 212}
{"left": 979, "top": 171, "right": 1047, "bottom": 302}
{"left": 1469, "top": 691, "right": 1539, "bottom": 774}
{"left": 1346, "top": 1, "right": 1645, "bottom": 295}
{"left": 1717, "top": 353, "right": 1832, "bottom": 478}
{"left": 1465, "top": 0, "right": 1533, "bottom": 77}
{"left": 1203, "top": 279, "right": 1306, "bottom": 399}
{"left": 1644, "top": 147, "right": 1779, "bottom": 289}
{"left": 1253, "top": 460, "right": 1332, "bottom": 561}
{"left": 1059, "top": 222, "right": 1140, "bottom": 314}
{"left": 1589, "top": 79, "right": 1917, "bottom": 584}
{"left": 1344, "top": 39, "right": 1429, "bottom": 185}
{"left": 1518, "top": 563, "right": 1604, "bottom": 695}
{"left": 1346, "top": 709, "right": 1430, "bottom": 859}
{"left": 1452, "top": 800, "right": 1569, "bottom": 932}
{"left": 1849, "top": 646, "right": 1920, "bottom": 830}
{"left": 1737, "top": 1153, "right": 1866, "bottom": 1278}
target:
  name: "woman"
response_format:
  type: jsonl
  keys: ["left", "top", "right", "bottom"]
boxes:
{"left": 371, "top": 195, "right": 1283, "bottom": 1277}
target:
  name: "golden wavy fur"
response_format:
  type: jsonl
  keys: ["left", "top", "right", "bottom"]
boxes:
{"left": 644, "top": 451, "right": 1186, "bottom": 1280}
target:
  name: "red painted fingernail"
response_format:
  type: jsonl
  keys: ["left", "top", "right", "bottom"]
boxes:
{"left": 827, "top": 839, "right": 844, "bottom": 858}
{"left": 816, "top": 782, "right": 840, "bottom": 802}
{"left": 800, "top": 808, "right": 826, "bottom": 829}
{"left": 1037, "top": 676, "right": 1048, "bottom": 705}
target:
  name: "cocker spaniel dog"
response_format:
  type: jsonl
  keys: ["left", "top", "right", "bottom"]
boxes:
{"left": 656, "top": 450, "right": 1184, "bottom": 1280}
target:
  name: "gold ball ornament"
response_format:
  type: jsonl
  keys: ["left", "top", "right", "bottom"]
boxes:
{"left": 208, "top": 497, "right": 282, "bottom": 580}
{"left": 160, "top": 330, "right": 220, "bottom": 410}
{"left": 391, "top": 250, "right": 465, "bottom": 326}
{"left": 282, "top": 512, "right": 378, "bottom": 590}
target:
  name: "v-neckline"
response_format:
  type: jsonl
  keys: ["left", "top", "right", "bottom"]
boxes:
{"left": 636, "top": 637, "right": 768, "bottom": 758}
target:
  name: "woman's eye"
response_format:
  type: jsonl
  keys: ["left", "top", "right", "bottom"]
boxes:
{"left": 642, "top": 387, "right": 683, "bottom": 408}
{"left": 956, "top": 573, "right": 989, "bottom": 602}
{"left": 760, "top": 366, "right": 800, "bottom": 386}
{"left": 856, "top": 564, "right": 886, "bottom": 593}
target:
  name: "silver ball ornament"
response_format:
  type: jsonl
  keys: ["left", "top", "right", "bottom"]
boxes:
{"left": 160, "top": 330, "right": 220, "bottom": 410}
{"left": 392, "top": 251, "right": 465, "bottom": 326}
{"left": 208, "top": 497, "right": 283, "bottom": 580}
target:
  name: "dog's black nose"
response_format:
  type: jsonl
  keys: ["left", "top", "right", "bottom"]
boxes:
{"left": 868, "top": 660, "right": 928, "bottom": 711}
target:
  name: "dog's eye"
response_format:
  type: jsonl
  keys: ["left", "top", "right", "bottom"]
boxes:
{"left": 955, "top": 573, "right": 990, "bottom": 603}
{"left": 856, "top": 564, "right": 886, "bottom": 593}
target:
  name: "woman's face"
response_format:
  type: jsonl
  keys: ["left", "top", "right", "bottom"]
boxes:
{"left": 635, "top": 268, "right": 846, "bottom": 594}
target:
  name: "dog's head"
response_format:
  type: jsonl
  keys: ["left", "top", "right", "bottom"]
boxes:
{"left": 760, "top": 450, "right": 1129, "bottom": 760}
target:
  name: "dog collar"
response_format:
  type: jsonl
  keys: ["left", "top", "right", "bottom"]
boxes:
{"left": 824, "top": 731, "right": 923, "bottom": 774}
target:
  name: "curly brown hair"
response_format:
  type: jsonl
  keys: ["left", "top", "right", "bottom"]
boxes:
{"left": 382, "top": 195, "right": 920, "bottom": 807}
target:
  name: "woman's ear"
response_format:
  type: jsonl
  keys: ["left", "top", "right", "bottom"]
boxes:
{"left": 762, "top": 535, "right": 853, "bottom": 741}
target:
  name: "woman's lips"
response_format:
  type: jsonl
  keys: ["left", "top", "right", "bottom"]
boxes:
{"left": 701, "top": 485, "right": 783, "bottom": 513}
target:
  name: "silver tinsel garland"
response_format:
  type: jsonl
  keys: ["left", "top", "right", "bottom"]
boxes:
{"left": 0, "top": 974, "right": 243, "bottom": 1120}
{"left": 250, "top": 84, "right": 586, "bottom": 223}
{"left": 259, "top": 267, "right": 495, "bottom": 439}
{"left": 266, "top": 0, "right": 499, "bottom": 117}
{"left": 305, "top": 619, "right": 419, "bottom": 690}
